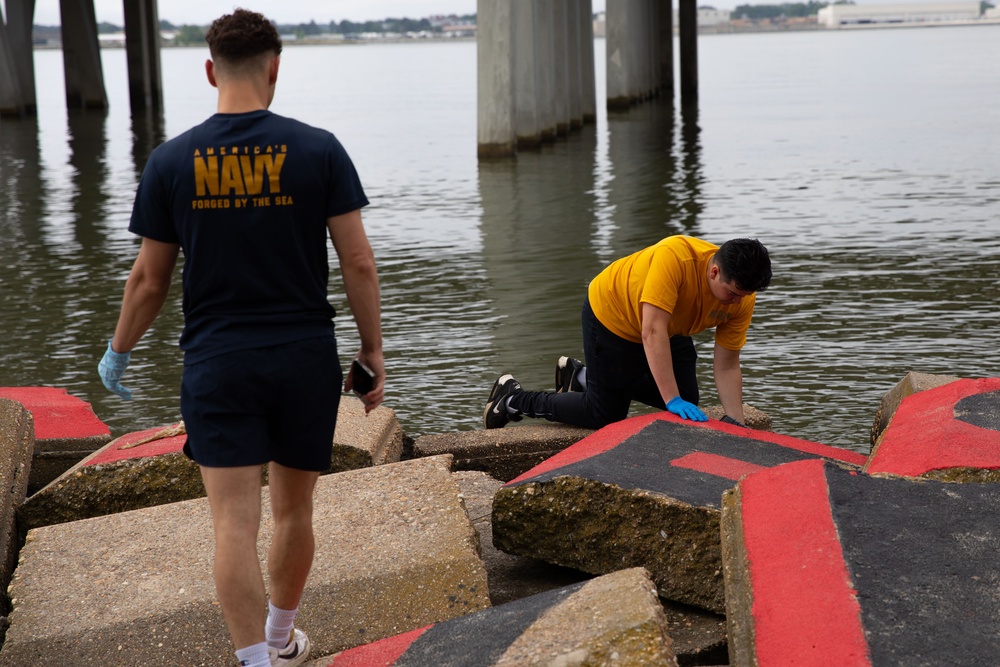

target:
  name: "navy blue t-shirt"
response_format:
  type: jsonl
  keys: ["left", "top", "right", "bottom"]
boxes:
{"left": 129, "top": 110, "right": 368, "bottom": 364}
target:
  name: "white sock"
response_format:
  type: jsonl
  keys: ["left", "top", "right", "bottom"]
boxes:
{"left": 266, "top": 601, "right": 298, "bottom": 649}
{"left": 577, "top": 367, "right": 588, "bottom": 388}
{"left": 235, "top": 642, "right": 270, "bottom": 667}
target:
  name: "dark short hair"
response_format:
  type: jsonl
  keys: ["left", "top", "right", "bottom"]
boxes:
{"left": 205, "top": 8, "right": 282, "bottom": 62}
{"left": 714, "top": 238, "right": 772, "bottom": 293}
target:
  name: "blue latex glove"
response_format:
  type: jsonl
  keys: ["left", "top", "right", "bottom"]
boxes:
{"left": 666, "top": 395, "right": 707, "bottom": 422}
{"left": 99, "top": 339, "right": 133, "bottom": 400}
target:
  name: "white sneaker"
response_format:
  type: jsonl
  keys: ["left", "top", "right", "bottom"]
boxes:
{"left": 268, "top": 628, "right": 310, "bottom": 667}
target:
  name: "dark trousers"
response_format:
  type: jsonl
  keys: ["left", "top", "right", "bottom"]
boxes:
{"left": 509, "top": 299, "right": 698, "bottom": 429}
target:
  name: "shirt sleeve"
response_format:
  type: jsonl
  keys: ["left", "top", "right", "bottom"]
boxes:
{"left": 715, "top": 295, "right": 756, "bottom": 350}
{"left": 128, "top": 152, "right": 180, "bottom": 244}
{"left": 639, "top": 245, "right": 683, "bottom": 314}
{"left": 324, "top": 135, "right": 369, "bottom": 218}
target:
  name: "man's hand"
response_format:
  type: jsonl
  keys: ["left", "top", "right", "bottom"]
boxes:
{"left": 99, "top": 340, "right": 133, "bottom": 400}
{"left": 666, "top": 396, "right": 707, "bottom": 422}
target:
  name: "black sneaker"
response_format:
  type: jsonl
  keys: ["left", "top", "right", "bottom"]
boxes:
{"left": 555, "top": 356, "right": 585, "bottom": 393}
{"left": 484, "top": 374, "right": 524, "bottom": 429}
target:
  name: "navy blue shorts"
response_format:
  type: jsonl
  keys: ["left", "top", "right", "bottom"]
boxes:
{"left": 180, "top": 336, "right": 342, "bottom": 470}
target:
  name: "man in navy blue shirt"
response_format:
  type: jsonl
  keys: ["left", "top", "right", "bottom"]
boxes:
{"left": 98, "top": 9, "right": 383, "bottom": 666}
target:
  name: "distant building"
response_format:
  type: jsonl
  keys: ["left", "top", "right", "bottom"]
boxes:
{"left": 817, "top": 1, "right": 982, "bottom": 27}
{"left": 593, "top": 8, "right": 732, "bottom": 36}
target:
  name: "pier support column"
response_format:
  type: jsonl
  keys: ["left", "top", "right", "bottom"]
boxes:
{"left": 5, "top": 0, "right": 37, "bottom": 114}
{"left": 533, "top": 1, "right": 556, "bottom": 141}
{"left": 679, "top": 0, "right": 699, "bottom": 100}
{"left": 566, "top": 0, "right": 583, "bottom": 128}
{"left": 477, "top": 0, "right": 515, "bottom": 158}
{"left": 60, "top": 0, "right": 108, "bottom": 109}
{"left": 0, "top": 5, "right": 23, "bottom": 116}
{"left": 513, "top": 0, "right": 539, "bottom": 148}
{"left": 124, "top": 0, "right": 163, "bottom": 112}
{"left": 552, "top": 0, "right": 569, "bottom": 134}
{"left": 579, "top": 0, "right": 596, "bottom": 123}
{"left": 660, "top": 0, "right": 674, "bottom": 97}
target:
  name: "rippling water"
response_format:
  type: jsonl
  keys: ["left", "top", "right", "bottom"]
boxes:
{"left": 1, "top": 27, "right": 998, "bottom": 453}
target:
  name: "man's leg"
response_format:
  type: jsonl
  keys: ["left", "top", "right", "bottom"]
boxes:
{"left": 266, "top": 462, "right": 320, "bottom": 611}
{"left": 508, "top": 300, "right": 639, "bottom": 429}
{"left": 199, "top": 464, "right": 267, "bottom": 649}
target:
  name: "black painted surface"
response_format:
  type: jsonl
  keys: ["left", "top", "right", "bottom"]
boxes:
{"left": 393, "top": 581, "right": 584, "bottom": 666}
{"left": 825, "top": 464, "right": 1000, "bottom": 664}
{"left": 514, "top": 421, "right": 825, "bottom": 508}
{"left": 955, "top": 390, "right": 1000, "bottom": 432}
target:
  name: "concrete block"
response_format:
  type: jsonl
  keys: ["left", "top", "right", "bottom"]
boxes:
{"left": 318, "top": 568, "right": 676, "bottom": 667}
{"left": 454, "top": 470, "right": 726, "bottom": 665}
{"left": 865, "top": 377, "right": 1000, "bottom": 480}
{"left": 869, "top": 371, "right": 960, "bottom": 446}
{"left": 0, "top": 387, "right": 111, "bottom": 493}
{"left": 413, "top": 424, "right": 593, "bottom": 482}
{"left": 331, "top": 396, "right": 404, "bottom": 471}
{"left": 0, "top": 455, "right": 489, "bottom": 665}
{"left": 492, "top": 412, "right": 867, "bottom": 613}
{"left": 0, "top": 400, "right": 33, "bottom": 600}
{"left": 702, "top": 402, "right": 772, "bottom": 431}
{"left": 722, "top": 458, "right": 1000, "bottom": 667}
{"left": 19, "top": 399, "right": 403, "bottom": 532}
{"left": 17, "top": 423, "right": 198, "bottom": 533}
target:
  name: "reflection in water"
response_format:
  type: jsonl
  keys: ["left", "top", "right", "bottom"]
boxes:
{"left": 3, "top": 35, "right": 999, "bottom": 451}
{"left": 66, "top": 110, "right": 110, "bottom": 250}
{"left": 477, "top": 101, "right": 708, "bottom": 415}
{"left": 130, "top": 107, "right": 165, "bottom": 177}
{"left": 598, "top": 97, "right": 704, "bottom": 262}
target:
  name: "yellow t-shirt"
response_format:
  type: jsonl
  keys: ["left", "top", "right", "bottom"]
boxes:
{"left": 587, "top": 235, "right": 756, "bottom": 350}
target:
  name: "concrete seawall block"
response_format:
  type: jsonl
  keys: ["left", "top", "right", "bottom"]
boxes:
{"left": 0, "top": 455, "right": 489, "bottom": 665}
{"left": 722, "top": 458, "right": 1000, "bottom": 666}
{"left": 413, "top": 424, "right": 594, "bottom": 482}
{"left": 318, "top": 568, "right": 676, "bottom": 667}
{"left": 0, "top": 387, "right": 111, "bottom": 493}
{"left": 331, "top": 396, "right": 404, "bottom": 471}
{"left": 17, "top": 423, "right": 197, "bottom": 533}
{"left": 19, "top": 399, "right": 404, "bottom": 533}
{"left": 868, "top": 371, "right": 960, "bottom": 446}
{"left": 0, "top": 400, "right": 33, "bottom": 600}
{"left": 865, "top": 377, "right": 1000, "bottom": 480}
{"left": 492, "top": 412, "right": 867, "bottom": 613}
{"left": 454, "top": 470, "right": 727, "bottom": 665}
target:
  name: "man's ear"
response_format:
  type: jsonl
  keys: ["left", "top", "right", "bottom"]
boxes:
{"left": 268, "top": 55, "right": 280, "bottom": 85}
{"left": 206, "top": 60, "right": 218, "bottom": 88}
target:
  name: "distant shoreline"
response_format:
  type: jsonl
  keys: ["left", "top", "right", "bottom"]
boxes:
{"left": 30, "top": 18, "right": 1000, "bottom": 50}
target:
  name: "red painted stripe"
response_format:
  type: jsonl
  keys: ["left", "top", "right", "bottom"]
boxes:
{"left": 84, "top": 424, "right": 186, "bottom": 467}
{"left": 508, "top": 410, "right": 866, "bottom": 487}
{"left": 0, "top": 386, "right": 110, "bottom": 439}
{"left": 740, "top": 459, "right": 871, "bottom": 666}
{"left": 694, "top": 415, "right": 868, "bottom": 466}
{"left": 506, "top": 413, "right": 662, "bottom": 485}
{"left": 866, "top": 378, "right": 1000, "bottom": 477}
{"left": 670, "top": 452, "right": 767, "bottom": 481}
{"left": 326, "top": 625, "right": 431, "bottom": 667}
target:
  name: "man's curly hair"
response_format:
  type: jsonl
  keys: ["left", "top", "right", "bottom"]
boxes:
{"left": 205, "top": 8, "right": 282, "bottom": 62}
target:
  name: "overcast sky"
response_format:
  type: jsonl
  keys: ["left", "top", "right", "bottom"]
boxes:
{"left": 30, "top": 0, "right": 940, "bottom": 26}
{"left": 32, "top": 1, "right": 495, "bottom": 26}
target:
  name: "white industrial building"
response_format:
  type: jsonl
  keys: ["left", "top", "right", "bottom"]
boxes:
{"left": 817, "top": 1, "right": 982, "bottom": 27}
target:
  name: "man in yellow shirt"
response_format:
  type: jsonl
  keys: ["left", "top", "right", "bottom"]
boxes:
{"left": 484, "top": 236, "right": 771, "bottom": 430}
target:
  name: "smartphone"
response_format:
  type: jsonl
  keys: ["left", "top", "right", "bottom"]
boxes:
{"left": 351, "top": 359, "right": 375, "bottom": 397}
